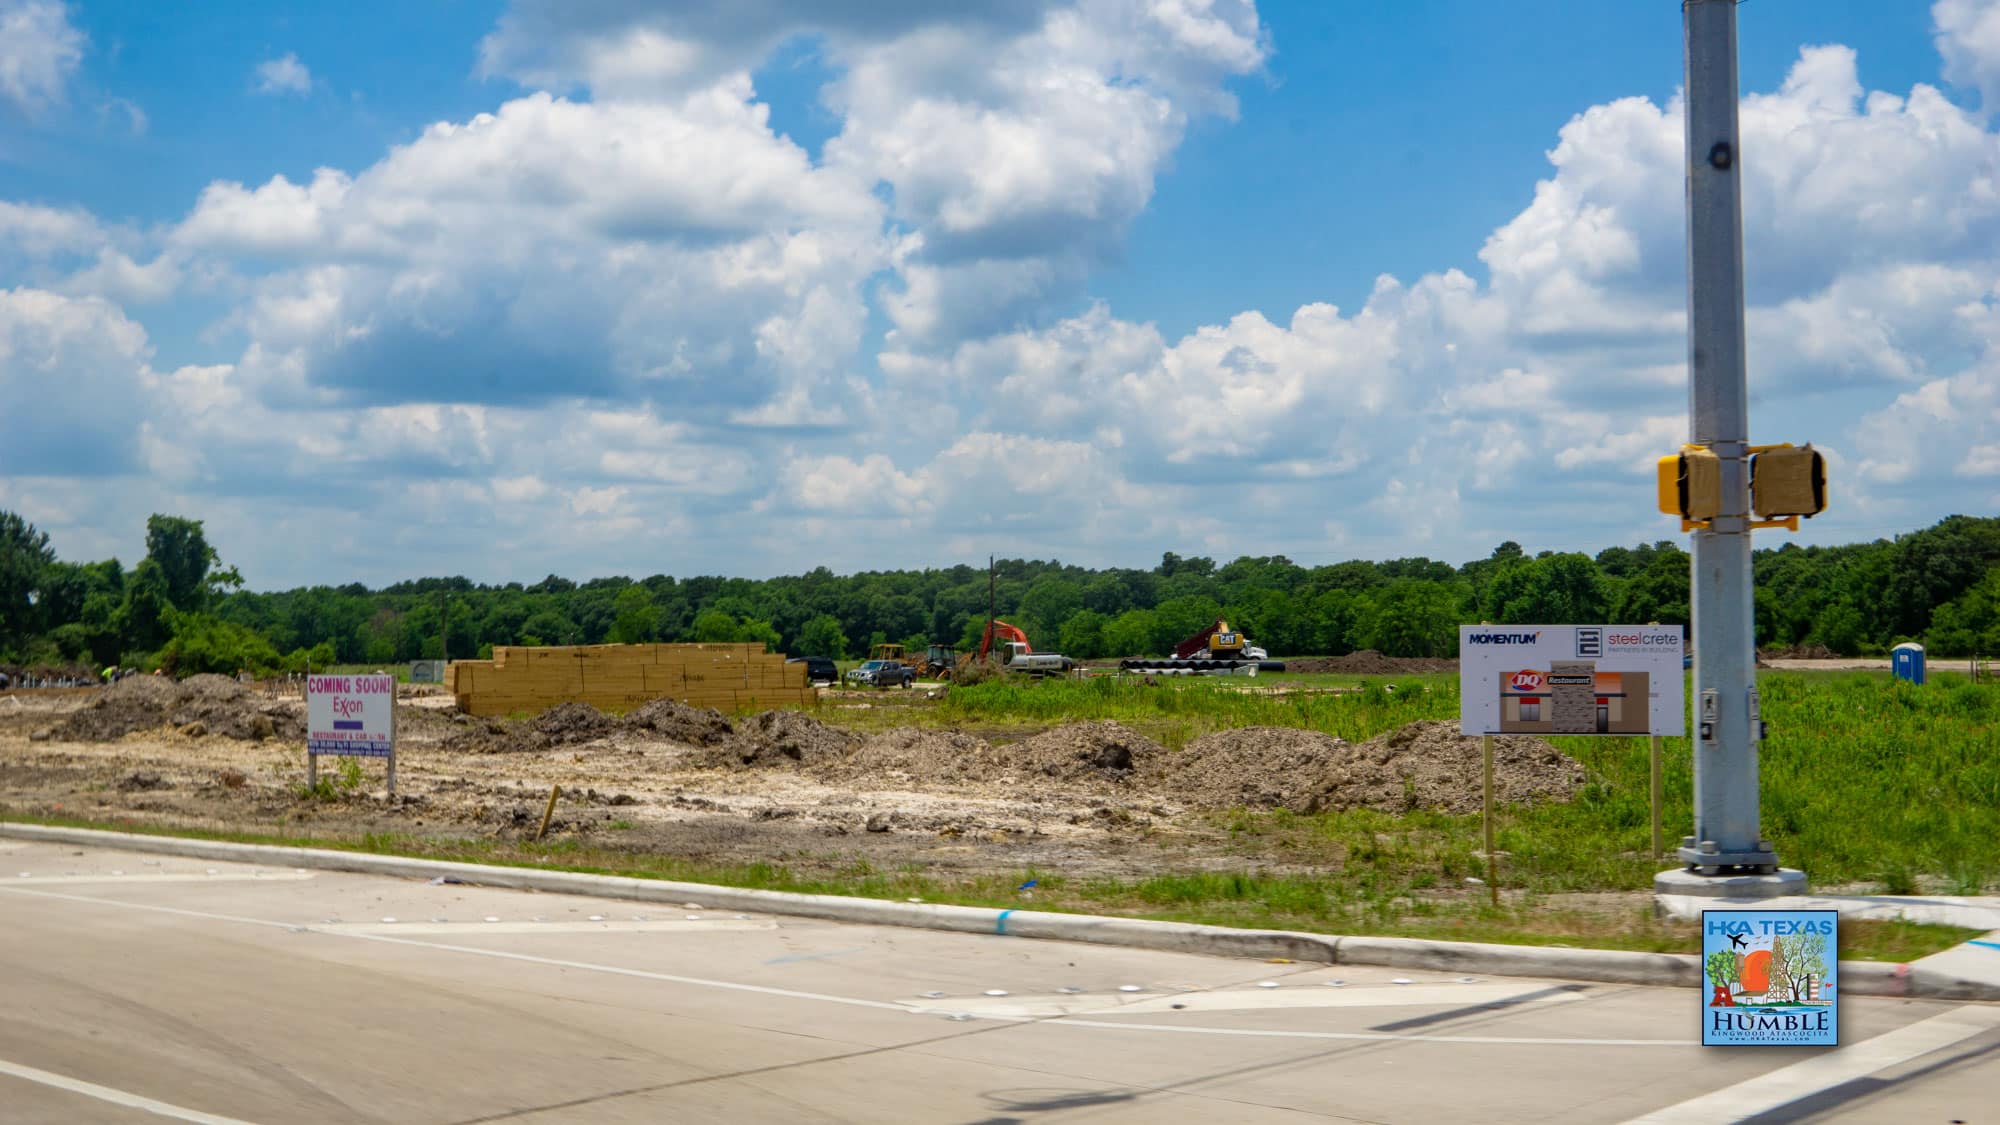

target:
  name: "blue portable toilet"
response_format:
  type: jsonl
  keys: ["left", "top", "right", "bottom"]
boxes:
{"left": 1892, "top": 642, "right": 1926, "bottom": 685}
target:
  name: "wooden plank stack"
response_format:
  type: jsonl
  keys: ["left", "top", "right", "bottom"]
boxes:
{"left": 446, "top": 643, "right": 814, "bottom": 717}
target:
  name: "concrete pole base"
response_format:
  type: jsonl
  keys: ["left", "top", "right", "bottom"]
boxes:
{"left": 1654, "top": 866, "right": 1806, "bottom": 900}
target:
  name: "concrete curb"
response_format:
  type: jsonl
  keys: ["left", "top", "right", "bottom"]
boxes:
{"left": 6, "top": 822, "right": 1994, "bottom": 1000}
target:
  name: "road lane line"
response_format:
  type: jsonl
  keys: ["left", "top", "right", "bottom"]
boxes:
{"left": 0, "top": 1057, "right": 258, "bottom": 1124}
{"left": 1621, "top": 1005, "right": 2000, "bottom": 1123}
{"left": 907, "top": 982, "right": 1590, "bottom": 1018}
{"left": 4, "top": 872, "right": 315, "bottom": 886}
{"left": 314, "top": 918, "right": 777, "bottom": 935}
{"left": 0, "top": 884, "right": 1697, "bottom": 1047}
{"left": 0, "top": 884, "right": 909, "bottom": 1014}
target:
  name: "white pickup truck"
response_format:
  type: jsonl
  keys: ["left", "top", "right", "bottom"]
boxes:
{"left": 998, "top": 641, "right": 1076, "bottom": 676}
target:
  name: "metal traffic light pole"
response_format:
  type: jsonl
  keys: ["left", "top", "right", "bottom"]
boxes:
{"left": 1658, "top": 0, "right": 1803, "bottom": 898}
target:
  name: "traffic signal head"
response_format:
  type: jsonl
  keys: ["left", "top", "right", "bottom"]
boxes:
{"left": 1656, "top": 445, "right": 1723, "bottom": 521}
{"left": 1751, "top": 443, "right": 1826, "bottom": 520}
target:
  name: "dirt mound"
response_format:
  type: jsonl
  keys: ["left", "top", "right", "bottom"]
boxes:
{"left": 1282, "top": 650, "right": 1456, "bottom": 675}
{"left": 623, "top": 698, "right": 734, "bottom": 746}
{"left": 441, "top": 717, "right": 542, "bottom": 754}
{"left": 1303, "top": 720, "right": 1585, "bottom": 815}
{"left": 707, "top": 710, "right": 858, "bottom": 768}
{"left": 819, "top": 728, "right": 993, "bottom": 784}
{"left": 534, "top": 702, "right": 614, "bottom": 745}
{"left": 53, "top": 675, "right": 303, "bottom": 743}
{"left": 1152, "top": 727, "right": 1347, "bottom": 810}
{"left": 393, "top": 705, "right": 468, "bottom": 742}
{"left": 1004, "top": 721, "right": 1161, "bottom": 782}
{"left": 54, "top": 676, "right": 189, "bottom": 742}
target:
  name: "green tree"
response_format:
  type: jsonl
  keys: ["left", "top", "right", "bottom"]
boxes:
{"left": 1057, "top": 609, "right": 1109, "bottom": 659}
{"left": 0, "top": 511, "right": 54, "bottom": 656}
{"left": 158, "top": 611, "right": 281, "bottom": 676}
{"left": 1102, "top": 609, "right": 1157, "bottom": 657}
{"left": 1018, "top": 576, "right": 1083, "bottom": 644}
{"left": 143, "top": 515, "right": 225, "bottom": 611}
{"left": 1611, "top": 547, "right": 1691, "bottom": 627}
{"left": 737, "top": 617, "right": 782, "bottom": 653}
{"left": 120, "top": 559, "right": 175, "bottom": 655}
{"left": 797, "top": 614, "right": 850, "bottom": 659}
{"left": 519, "top": 609, "right": 579, "bottom": 647}
{"left": 692, "top": 609, "right": 740, "bottom": 643}
{"left": 1927, "top": 571, "right": 2000, "bottom": 656}
{"left": 1359, "top": 580, "right": 1461, "bottom": 657}
{"left": 607, "top": 586, "right": 659, "bottom": 644}
{"left": 1482, "top": 553, "right": 1608, "bottom": 624}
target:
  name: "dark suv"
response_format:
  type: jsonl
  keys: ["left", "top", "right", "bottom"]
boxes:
{"left": 787, "top": 656, "right": 839, "bottom": 685}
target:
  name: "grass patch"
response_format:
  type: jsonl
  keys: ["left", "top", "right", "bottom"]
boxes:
{"left": 1, "top": 811, "right": 1978, "bottom": 963}
{"left": 921, "top": 672, "right": 2000, "bottom": 894}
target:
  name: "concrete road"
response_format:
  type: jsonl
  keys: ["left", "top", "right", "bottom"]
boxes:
{"left": 0, "top": 838, "right": 1993, "bottom": 1124}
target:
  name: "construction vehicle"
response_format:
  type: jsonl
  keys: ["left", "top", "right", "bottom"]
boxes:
{"left": 909, "top": 644, "right": 959, "bottom": 679}
{"left": 1119, "top": 618, "right": 1285, "bottom": 676}
{"left": 868, "top": 643, "right": 908, "bottom": 664}
{"left": 955, "top": 620, "right": 1075, "bottom": 677}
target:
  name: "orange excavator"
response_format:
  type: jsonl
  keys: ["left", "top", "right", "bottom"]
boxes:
{"left": 954, "top": 619, "right": 1075, "bottom": 677}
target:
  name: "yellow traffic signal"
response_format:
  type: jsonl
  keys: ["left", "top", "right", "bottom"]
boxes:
{"left": 1656, "top": 445, "right": 1723, "bottom": 521}
{"left": 1750, "top": 443, "right": 1826, "bottom": 520}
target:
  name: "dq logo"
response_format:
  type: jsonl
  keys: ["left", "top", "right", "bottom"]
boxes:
{"left": 1509, "top": 670, "right": 1543, "bottom": 693}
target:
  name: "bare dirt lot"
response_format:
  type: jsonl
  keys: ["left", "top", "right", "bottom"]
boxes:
{"left": 0, "top": 678, "right": 1587, "bottom": 882}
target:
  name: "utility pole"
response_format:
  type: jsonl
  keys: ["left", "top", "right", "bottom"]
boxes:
{"left": 986, "top": 555, "right": 997, "bottom": 658}
{"left": 438, "top": 590, "right": 448, "bottom": 665}
{"left": 1660, "top": 0, "right": 1802, "bottom": 897}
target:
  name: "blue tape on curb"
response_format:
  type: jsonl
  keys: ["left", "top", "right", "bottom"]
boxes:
{"left": 996, "top": 909, "right": 1014, "bottom": 934}
{"left": 1972, "top": 940, "right": 2000, "bottom": 952}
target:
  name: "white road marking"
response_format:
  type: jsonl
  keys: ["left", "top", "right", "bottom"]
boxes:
{"left": 0, "top": 883, "right": 1694, "bottom": 1047}
{"left": 1, "top": 872, "right": 315, "bottom": 886}
{"left": 313, "top": 919, "right": 777, "bottom": 935}
{"left": 0, "top": 1056, "right": 257, "bottom": 1124}
{"left": 1043, "top": 1017, "right": 1695, "bottom": 1047}
{"left": 1623, "top": 1005, "right": 2000, "bottom": 1123}
{"left": 911, "top": 982, "right": 1588, "bottom": 1019}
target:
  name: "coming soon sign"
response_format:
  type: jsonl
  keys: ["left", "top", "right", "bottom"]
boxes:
{"left": 1460, "top": 626, "right": 1685, "bottom": 737}
{"left": 306, "top": 673, "right": 397, "bottom": 791}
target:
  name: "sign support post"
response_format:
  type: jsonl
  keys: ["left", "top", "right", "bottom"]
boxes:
{"left": 1482, "top": 734, "right": 1498, "bottom": 908}
{"left": 1650, "top": 735, "right": 1664, "bottom": 860}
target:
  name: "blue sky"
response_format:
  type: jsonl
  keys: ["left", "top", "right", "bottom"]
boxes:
{"left": 2, "top": 0, "right": 1997, "bottom": 588}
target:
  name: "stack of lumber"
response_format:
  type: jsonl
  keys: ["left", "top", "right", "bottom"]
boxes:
{"left": 446, "top": 643, "right": 813, "bottom": 717}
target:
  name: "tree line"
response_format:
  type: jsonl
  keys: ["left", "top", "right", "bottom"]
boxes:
{"left": 1, "top": 510, "right": 1996, "bottom": 676}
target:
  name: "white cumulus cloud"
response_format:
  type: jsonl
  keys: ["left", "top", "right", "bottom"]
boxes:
{"left": 0, "top": 0, "right": 83, "bottom": 115}
{"left": 254, "top": 52, "right": 312, "bottom": 96}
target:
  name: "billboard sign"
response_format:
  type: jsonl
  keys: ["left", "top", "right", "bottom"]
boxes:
{"left": 1459, "top": 625, "right": 1685, "bottom": 736}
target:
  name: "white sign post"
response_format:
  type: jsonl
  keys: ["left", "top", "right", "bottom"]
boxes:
{"left": 306, "top": 673, "right": 397, "bottom": 794}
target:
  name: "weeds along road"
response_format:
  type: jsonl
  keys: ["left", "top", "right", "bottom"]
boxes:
{"left": 1, "top": 837, "right": 1995, "bottom": 1124}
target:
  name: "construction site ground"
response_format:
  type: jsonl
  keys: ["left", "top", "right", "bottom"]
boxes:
{"left": 0, "top": 659, "right": 1959, "bottom": 959}
{"left": 0, "top": 668, "right": 1575, "bottom": 873}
